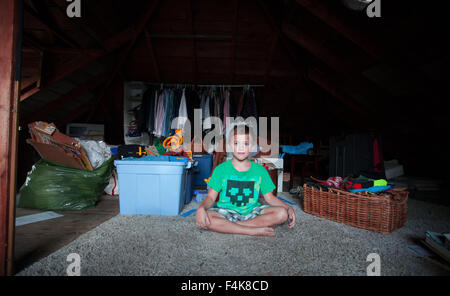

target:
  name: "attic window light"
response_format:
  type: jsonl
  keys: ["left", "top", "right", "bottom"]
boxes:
{"left": 341, "top": 0, "right": 372, "bottom": 11}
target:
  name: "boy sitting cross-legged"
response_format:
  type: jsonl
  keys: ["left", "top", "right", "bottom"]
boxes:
{"left": 196, "top": 124, "right": 296, "bottom": 236}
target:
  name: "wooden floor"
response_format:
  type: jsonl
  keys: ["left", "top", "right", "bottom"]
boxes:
{"left": 13, "top": 195, "right": 119, "bottom": 275}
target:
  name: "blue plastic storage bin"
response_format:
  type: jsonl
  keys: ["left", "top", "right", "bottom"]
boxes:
{"left": 192, "top": 154, "right": 213, "bottom": 187}
{"left": 114, "top": 159, "right": 189, "bottom": 216}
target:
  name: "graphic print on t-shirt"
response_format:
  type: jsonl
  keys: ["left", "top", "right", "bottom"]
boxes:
{"left": 226, "top": 180, "right": 255, "bottom": 207}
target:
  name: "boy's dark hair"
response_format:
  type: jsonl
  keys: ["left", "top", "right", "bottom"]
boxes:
{"left": 226, "top": 124, "right": 256, "bottom": 146}
{"left": 230, "top": 124, "right": 251, "bottom": 136}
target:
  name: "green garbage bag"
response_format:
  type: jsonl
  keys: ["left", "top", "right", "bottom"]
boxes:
{"left": 17, "top": 157, "right": 114, "bottom": 211}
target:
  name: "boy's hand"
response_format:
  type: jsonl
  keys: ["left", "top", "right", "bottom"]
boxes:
{"left": 287, "top": 206, "right": 296, "bottom": 229}
{"left": 196, "top": 207, "right": 211, "bottom": 229}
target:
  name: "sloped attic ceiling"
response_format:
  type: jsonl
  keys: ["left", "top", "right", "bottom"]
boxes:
{"left": 18, "top": 0, "right": 450, "bottom": 132}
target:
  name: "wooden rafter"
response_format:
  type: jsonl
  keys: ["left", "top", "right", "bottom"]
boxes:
{"left": 50, "top": 0, "right": 109, "bottom": 51}
{"left": 264, "top": 35, "right": 278, "bottom": 85}
{"left": 86, "top": 0, "right": 161, "bottom": 122}
{"left": 22, "top": 73, "right": 109, "bottom": 124}
{"left": 307, "top": 67, "right": 370, "bottom": 118}
{"left": 257, "top": 0, "right": 307, "bottom": 79}
{"left": 24, "top": 3, "right": 79, "bottom": 48}
{"left": 230, "top": 0, "right": 239, "bottom": 84}
{"left": 32, "top": 27, "right": 135, "bottom": 97}
{"left": 257, "top": 0, "right": 375, "bottom": 118}
{"left": 295, "top": 0, "right": 392, "bottom": 65}
{"left": 282, "top": 22, "right": 366, "bottom": 76}
{"left": 188, "top": 0, "right": 198, "bottom": 84}
{"left": 144, "top": 28, "right": 161, "bottom": 82}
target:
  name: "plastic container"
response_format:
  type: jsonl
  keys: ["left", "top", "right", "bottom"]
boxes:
{"left": 193, "top": 154, "right": 213, "bottom": 187}
{"left": 184, "top": 161, "right": 198, "bottom": 204}
{"left": 114, "top": 159, "right": 189, "bottom": 215}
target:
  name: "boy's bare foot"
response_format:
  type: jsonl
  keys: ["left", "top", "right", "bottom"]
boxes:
{"left": 250, "top": 227, "right": 275, "bottom": 237}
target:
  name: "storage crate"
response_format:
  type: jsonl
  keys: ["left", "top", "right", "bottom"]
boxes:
{"left": 193, "top": 154, "right": 213, "bottom": 187}
{"left": 303, "top": 184, "right": 408, "bottom": 234}
{"left": 114, "top": 160, "right": 189, "bottom": 215}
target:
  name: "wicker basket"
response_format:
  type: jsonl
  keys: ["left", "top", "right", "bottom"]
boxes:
{"left": 303, "top": 184, "right": 408, "bottom": 234}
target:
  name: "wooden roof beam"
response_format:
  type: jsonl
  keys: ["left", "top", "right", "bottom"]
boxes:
{"left": 295, "top": 0, "right": 393, "bottom": 65}
{"left": 188, "top": 0, "right": 198, "bottom": 84}
{"left": 24, "top": 3, "right": 79, "bottom": 48}
{"left": 230, "top": 0, "right": 239, "bottom": 84}
{"left": 22, "top": 73, "right": 109, "bottom": 124}
{"left": 86, "top": 0, "right": 161, "bottom": 122}
{"left": 144, "top": 28, "right": 161, "bottom": 82}
{"left": 282, "top": 22, "right": 368, "bottom": 76}
{"left": 257, "top": 0, "right": 308, "bottom": 89}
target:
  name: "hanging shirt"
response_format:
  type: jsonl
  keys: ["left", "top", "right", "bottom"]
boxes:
{"left": 203, "top": 95, "right": 212, "bottom": 130}
{"left": 154, "top": 91, "right": 165, "bottom": 137}
{"left": 176, "top": 88, "right": 188, "bottom": 130}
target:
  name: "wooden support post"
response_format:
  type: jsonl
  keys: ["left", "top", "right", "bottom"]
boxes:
{"left": 0, "top": 0, "right": 20, "bottom": 276}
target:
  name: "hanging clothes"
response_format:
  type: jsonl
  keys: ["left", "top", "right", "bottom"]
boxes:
{"left": 236, "top": 91, "right": 244, "bottom": 116}
{"left": 222, "top": 89, "right": 230, "bottom": 133}
{"left": 175, "top": 88, "right": 188, "bottom": 130}
{"left": 203, "top": 95, "right": 212, "bottom": 130}
{"left": 154, "top": 91, "right": 165, "bottom": 137}
{"left": 241, "top": 88, "right": 258, "bottom": 119}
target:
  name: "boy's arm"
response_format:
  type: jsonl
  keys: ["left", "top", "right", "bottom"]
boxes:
{"left": 198, "top": 188, "right": 219, "bottom": 211}
{"left": 263, "top": 191, "right": 296, "bottom": 229}
{"left": 196, "top": 188, "right": 219, "bottom": 229}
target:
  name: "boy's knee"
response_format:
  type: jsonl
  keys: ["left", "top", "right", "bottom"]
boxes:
{"left": 274, "top": 207, "right": 288, "bottom": 223}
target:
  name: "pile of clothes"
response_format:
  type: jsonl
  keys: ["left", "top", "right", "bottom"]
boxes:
{"left": 304, "top": 175, "right": 402, "bottom": 198}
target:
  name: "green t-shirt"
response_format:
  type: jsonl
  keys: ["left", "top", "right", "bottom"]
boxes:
{"left": 208, "top": 160, "right": 276, "bottom": 215}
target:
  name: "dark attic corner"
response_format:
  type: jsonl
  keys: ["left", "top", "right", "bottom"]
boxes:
{"left": 1, "top": 0, "right": 450, "bottom": 279}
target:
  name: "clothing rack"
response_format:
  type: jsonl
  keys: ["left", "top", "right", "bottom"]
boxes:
{"left": 143, "top": 83, "right": 264, "bottom": 88}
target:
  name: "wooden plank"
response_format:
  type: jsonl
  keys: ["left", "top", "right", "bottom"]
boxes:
{"left": 144, "top": 28, "right": 161, "bottom": 82}
{"left": 14, "top": 197, "right": 119, "bottom": 274}
{"left": 188, "top": 0, "right": 198, "bottom": 84}
{"left": 0, "top": 0, "right": 20, "bottom": 276}
{"left": 230, "top": 0, "right": 239, "bottom": 84}
{"left": 86, "top": 0, "right": 161, "bottom": 122}
{"left": 22, "top": 73, "right": 109, "bottom": 124}
{"left": 295, "top": 0, "right": 392, "bottom": 65}
{"left": 307, "top": 67, "right": 370, "bottom": 118}
{"left": 23, "top": 4, "right": 78, "bottom": 48}
{"left": 282, "top": 22, "right": 366, "bottom": 75}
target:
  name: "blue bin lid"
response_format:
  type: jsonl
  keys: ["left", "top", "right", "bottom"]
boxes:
{"left": 114, "top": 160, "right": 188, "bottom": 166}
